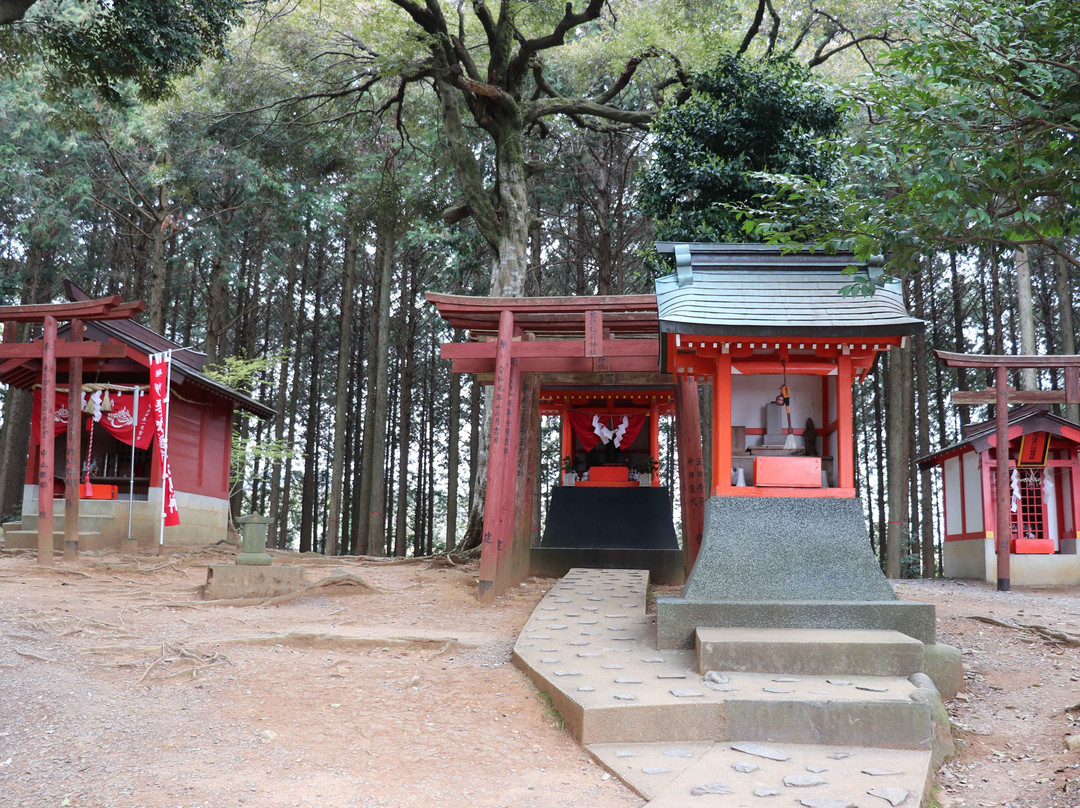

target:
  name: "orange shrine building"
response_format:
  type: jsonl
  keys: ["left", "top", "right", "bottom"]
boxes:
{"left": 433, "top": 243, "right": 923, "bottom": 600}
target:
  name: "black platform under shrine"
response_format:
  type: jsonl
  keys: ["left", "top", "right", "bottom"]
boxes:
{"left": 531, "top": 486, "right": 685, "bottom": 584}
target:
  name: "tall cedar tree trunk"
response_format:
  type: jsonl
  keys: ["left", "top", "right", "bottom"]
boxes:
{"left": 393, "top": 261, "right": 416, "bottom": 558}
{"left": 148, "top": 185, "right": 168, "bottom": 333}
{"left": 348, "top": 268, "right": 369, "bottom": 554}
{"left": 204, "top": 176, "right": 236, "bottom": 367}
{"left": 445, "top": 371, "right": 460, "bottom": 553}
{"left": 886, "top": 343, "right": 911, "bottom": 578}
{"left": 990, "top": 251, "right": 1004, "bottom": 354}
{"left": 278, "top": 249, "right": 311, "bottom": 548}
{"left": 0, "top": 259, "right": 44, "bottom": 519}
{"left": 383, "top": 365, "right": 400, "bottom": 555}
{"left": 363, "top": 223, "right": 395, "bottom": 556}
{"left": 912, "top": 264, "right": 935, "bottom": 577}
{"left": 949, "top": 252, "right": 969, "bottom": 428}
{"left": 298, "top": 258, "right": 324, "bottom": 554}
{"left": 426, "top": 363, "right": 436, "bottom": 554}
{"left": 1057, "top": 252, "right": 1079, "bottom": 421}
{"left": 326, "top": 218, "right": 357, "bottom": 556}
{"left": 1015, "top": 245, "right": 1038, "bottom": 389}
{"left": 267, "top": 245, "right": 299, "bottom": 548}
{"left": 229, "top": 229, "right": 261, "bottom": 519}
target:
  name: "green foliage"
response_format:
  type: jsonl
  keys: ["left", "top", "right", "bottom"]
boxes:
{"left": 741, "top": 0, "right": 1080, "bottom": 274}
{"left": 204, "top": 352, "right": 296, "bottom": 496}
{"left": 0, "top": 0, "right": 261, "bottom": 103}
{"left": 639, "top": 54, "right": 844, "bottom": 243}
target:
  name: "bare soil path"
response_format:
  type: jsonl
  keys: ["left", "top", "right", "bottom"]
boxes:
{"left": 0, "top": 549, "right": 1077, "bottom": 808}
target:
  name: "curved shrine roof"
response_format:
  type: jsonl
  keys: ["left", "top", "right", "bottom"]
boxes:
{"left": 654, "top": 243, "right": 923, "bottom": 338}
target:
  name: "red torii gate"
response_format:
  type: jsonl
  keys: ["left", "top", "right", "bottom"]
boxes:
{"left": 0, "top": 296, "right": 145, "bottom": 563}
{"left": 430, "top": 293, "right": 705, "bottom": 601}
{"left": 937, "top": 350, "right": 1080, "bottom": 591}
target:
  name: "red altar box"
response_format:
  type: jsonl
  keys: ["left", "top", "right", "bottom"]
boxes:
{"left": 1011, "top": 538, "right": 1054, "bottom": 554}
{"left": 754, "top": 456, "right": 821, "bottom": 488}
{"left": 82, "top": 483, "right": 118, "bottom": 500}
{"left": 588, "top": 465, "right": 629, "bottom": 484}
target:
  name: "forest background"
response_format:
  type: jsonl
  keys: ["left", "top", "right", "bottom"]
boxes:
{"left": 0, "top": 0, "right": 1076, "bottom": 577}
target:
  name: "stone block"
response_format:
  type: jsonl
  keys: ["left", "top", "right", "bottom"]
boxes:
{"left": 922, "top": 643, "right": 964, "bottom": 700}
{"left": 656, "top": 599, "right": 938, "bottom": 649}
{"left": 908, "top": 676, "right": 955, "bottom": 769}
{"left": 204, "top": 564, "right": 305, "bottom": 600}
{"left": 725, "top": 697, "right": 933, "bottom": 751}
{"left": 696, "top": 627, "right": 924, "bottom": 677}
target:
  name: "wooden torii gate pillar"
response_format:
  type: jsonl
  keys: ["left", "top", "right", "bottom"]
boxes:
{"left": 0, "top": 296, "right": 145, "bottom": 564}
{"left": 937, "top": 350, "right": 1080, "bottom": 591}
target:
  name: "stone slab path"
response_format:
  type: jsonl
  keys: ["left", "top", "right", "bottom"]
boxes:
{"left": 512, "top": 569, "right": 935, "bottom": 807}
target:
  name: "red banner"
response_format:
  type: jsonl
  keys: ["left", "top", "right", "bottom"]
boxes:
{"left": 30, "top": 390, "right": 74, "bottom": 437}
{"left": 30, "top": 390, "right": 152, "bottom": 448}
{"left": 96, "top": 391, "right": 153, "bottom": 448}
{"left": 150, "top": 353, "right": 180, "bottom": 527}
{"left": 566, "top": 411, "right": 648, "bottom": 450}
{"left": 567, "top": 411, "right": 604, "bottom": 451}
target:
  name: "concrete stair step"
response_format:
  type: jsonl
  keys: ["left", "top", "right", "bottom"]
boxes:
{"left": 697, "top": 626, "right": 925, "bottom": 678}
{"left": 2, "top": 529, "right": 106, "bottom": 551}
{"left": 589, "top": 740, "right": 931, "bottom": 807}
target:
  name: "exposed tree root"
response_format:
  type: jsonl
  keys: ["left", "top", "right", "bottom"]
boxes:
{"left": 137, "top": 641, "right": 231, "bottom": 683}
{"left": 84, "top": 632, "right": 477, "bottom": 657}
{"left": 15, "top": 649, "right": 56, "bottom": 663}
{"left": 966, "top": 614, "right": 1080, "bottom": 646}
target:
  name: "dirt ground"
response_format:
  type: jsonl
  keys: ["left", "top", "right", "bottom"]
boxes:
{"left": 0, "top": 548, "right": 1078, "bottom": 808}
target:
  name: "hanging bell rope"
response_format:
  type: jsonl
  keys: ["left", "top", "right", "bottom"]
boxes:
{"left": 82, "top": 415, "right": 95, "bottom": 497}
{"left": 781, "top": 361, "right": 798, "bottom": 451}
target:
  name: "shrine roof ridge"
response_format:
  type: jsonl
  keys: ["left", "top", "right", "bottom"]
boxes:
{"left": 653, "top": 242, "right": 922, "bottom": 338}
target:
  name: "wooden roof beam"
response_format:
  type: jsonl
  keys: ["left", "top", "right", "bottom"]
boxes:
{"left": 0, "top": 296, "right": 145, "bottom": 323}
{"left": 427, "top": 291, "right": 656, "bottom": 314}
{"left": 936, "top": 349, "right": 1080, "bottom": 368}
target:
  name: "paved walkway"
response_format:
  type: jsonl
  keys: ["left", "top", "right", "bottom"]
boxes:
{"left": 513, "top": 569, "right": 933, "bottom": 807}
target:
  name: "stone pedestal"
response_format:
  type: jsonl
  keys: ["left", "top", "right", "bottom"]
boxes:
{"left": 202, "top": 513, "right": 301, "bottom": 599}
{"left": 204, "top": 564, "right": 305, "bottom": 599}
{"left": 657, "top": 497, "right": 937, "bottom": 648}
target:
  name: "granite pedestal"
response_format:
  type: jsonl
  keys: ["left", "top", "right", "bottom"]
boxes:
{"left": 656, "top": 497, "right": 937, "bottom": 648}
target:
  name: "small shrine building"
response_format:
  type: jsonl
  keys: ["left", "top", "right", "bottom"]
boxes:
{"left": 0, "top": 282, "right": 272, "bottom": 555}
{"left": 918, "top": 406, "right": 1080, "bottom": 586}
{"left": 433, "top": 243, "right": 924, "bottom": 601}
{"left": 654, "top": 242, "right": 922, "bottom": 500}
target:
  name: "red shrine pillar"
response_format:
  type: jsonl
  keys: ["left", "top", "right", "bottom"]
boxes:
{"left": 37, "top": 315, "right": 57, "bottom": 564}
{"left": 478, "top": 309, "right": 522, "bottom": 601}
{"left": 994, "top": 366, "right": 1011, "bottom": 591}
{"left": 837, "top": 352, "right": 855, "bottom": 490}
{"left": 649, "top": 402, "right": 661, "bottom": 486}
{"left": 675, "top": 374, "right": 705, "bottom": 573}
{"left": 711, "top": 352, "right": 732, "bottom": 495}
{"left": 64, "top": 318, "right": 83, "bottom": 561}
